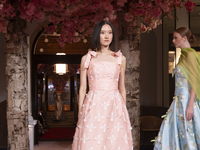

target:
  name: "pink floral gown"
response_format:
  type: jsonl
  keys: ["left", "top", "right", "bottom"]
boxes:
{"left": 72, "top": 50, "right": 133, "bottom": 150}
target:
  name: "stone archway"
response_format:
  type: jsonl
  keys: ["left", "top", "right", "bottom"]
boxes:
{"left": 5, "top": 17, "right": 141, "bottom": 150}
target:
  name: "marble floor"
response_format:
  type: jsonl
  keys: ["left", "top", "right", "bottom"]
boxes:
{"left": 34, "top": 141, "right": 72, "bottom": 150}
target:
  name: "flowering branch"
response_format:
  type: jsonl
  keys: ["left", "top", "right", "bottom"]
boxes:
{"left": 0, "top": 0, "right": 197, "bottom": 46}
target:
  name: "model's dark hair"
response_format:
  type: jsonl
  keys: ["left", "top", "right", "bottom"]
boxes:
{"left": 57, "top": 85, "right": 60, "bottom": 88}
{"left": 92, "top": 20, "right": 115, "bottom": 50}
{"left": 175, "top": 27, "right": 196, "bottom": 43}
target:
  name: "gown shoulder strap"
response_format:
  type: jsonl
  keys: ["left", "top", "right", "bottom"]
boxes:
{"left": 84, "top": 51, "right": 97, "bottom": 68}
{"left": 113, "top": 50, "right": 122, "bottom": 65}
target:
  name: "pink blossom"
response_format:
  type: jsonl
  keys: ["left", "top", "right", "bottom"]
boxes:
{"left": 65, "top": 0, "right": 70, "bottom": 6}
{"left": 151, "top": 8, "right": 162, "bottom": 18}
{"left": 117, "top": 0, "right": 127, "bottom": 7}
{"left": 57, "top": 39, "right": 65, "bottom": 47}
{"left": 85, "top": 28, "right": 93, "bottom": 36}
{"left": 26, "top": 16, "right": 32, "bottom": 22}
{"left": 141, "top": 23, "right": 147, "bottom": 33}
{"left": 184, "top": 0, "right": 196, "bottom": 12}
{"left": 60, "top": 34, "right": 67, "bottom": 42}
{"left": 136, "top": 0, "right": 144, "bottom": 7}
{"left": 168, "top": 15, "right": 174, "bottom": 20}
{"left": 66, "top": 36, "right": 73, "bottom": 44}
{"left": 147, "top": 27, "right": 152, "bottom": 31}
{"left": 124, "top": 13, "right": 134, "bottom": 22}
{"left": 0, "top": 4, "right": 3, "bottom": 10}
{"left": 101, "top": 1, "right": 113, "bottom": 11}
{"left": 108, "top": 13, "right": 116, "bottom": 20}
{"left": 32, "top": 0, "right": 40, "bottom": 6}
{"left": 26, "top": 2, "right": 36, "bottom": 16}
{"left": 160, "top": 1, "right": 170, "bottom": 12}
{"left": 45, "top": 25, "right": 56, "bottom": 34}
{"left": 20, "top": 12, "right": 27, "bottom": 20}
{"left": 135, "top": 8, "right": 146, "bottom": 16}
{"left": 145, "top": 2, "right": 152, "bottom": 10}
{"left": 104, "top": 17, "right": 109, "bottom": 21}
{"left": 73, "top": 37, "right": 81, "bottom": 43}
{"left": 173, "top": 0, "right": 182, "bottom": 3}
{"left": 34, "top": 11, "right": 45, "bottom": 21}
{"left": 49, "top": 15, "right": 60, "bottom": 24}
{"left": 83, "top": 0, "right": 93, "bottom": 4}
{"left": 129, "top": 20, "right": 137, "bottom": 26}
{"left": 21, "top": 0, "right": 26, "bottom": 8}
{"left": 41, "top": 0, "right": 57, "bottom": 12}
{"left": 59, "top": 1, "right": 65, "bottom": 9}
{"left": 0, "top": 0, "right": 6, "bottom": 4}
{"left": 65, "top": 7, "right": 72, "bottom": 16}
{"left": 149, "top": 20, "right": 159, "bottom": 29}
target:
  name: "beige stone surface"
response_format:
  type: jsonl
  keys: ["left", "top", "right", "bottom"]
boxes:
{"left": 5, "top": 20, "right": 29, "bottom": 150}
{"left": 118, "top": 14, "right": 141, "bottom": 150}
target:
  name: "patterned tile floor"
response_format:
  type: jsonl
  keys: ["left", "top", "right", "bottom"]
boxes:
{"left": 34, "top": 141, "right": 72, "bottom": 150}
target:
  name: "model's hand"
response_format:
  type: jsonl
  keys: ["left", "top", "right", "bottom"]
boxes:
{"left": 186, "top": 105, "right": 194, "bottom": 121}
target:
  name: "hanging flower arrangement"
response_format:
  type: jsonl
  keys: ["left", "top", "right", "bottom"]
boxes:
{"left": 0, "top": 0, "right": 196, "bottom": 46}
{"left": 124, "top": 0, "right": 196, "bottom": 33}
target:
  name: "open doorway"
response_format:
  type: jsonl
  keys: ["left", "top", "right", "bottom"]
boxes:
{"left": 31, "top": 27, "right": 92, "bottom": 144}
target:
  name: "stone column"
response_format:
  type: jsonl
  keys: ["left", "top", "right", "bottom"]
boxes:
{"left": 27, "top": 36, "right": 37, "bottom": 150}
{"left": 118, "top": 15, "right": 141, "bottom": 150}
{"left": 5, "top": 19, "right": 30, "bottom": 150}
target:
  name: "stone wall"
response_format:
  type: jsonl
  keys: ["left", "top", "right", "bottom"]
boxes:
{"left": 5, "top": 20, "right": 29, "bottom": 150}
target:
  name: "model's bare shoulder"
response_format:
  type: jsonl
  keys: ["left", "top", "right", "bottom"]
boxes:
{"left": 81, "top": 54, "right": 87, "bottom": 63}
{"left": 121, "top": 55, "right": 126, "bottom": 62}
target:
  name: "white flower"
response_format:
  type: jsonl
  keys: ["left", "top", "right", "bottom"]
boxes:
{"left": 113, "top": 122, "right": 123, "bottom": 132}
{"left": 95, "top": 113, "right": 104, "bottom": 122}
{"left": 86, "top": 123, "right": 96, "bottom": 132}
{"left": 100, "top": 123, "right": 109, "bottom": 132}
{"left": 80, "top": 134, "right": 90, "bottom": 143}
{"left": 94, "top": 135, "right": 103, "bottom": 144}
{"left": 107, "top": 134, "right": 117, "bottom": 144}
{"left": 108, "top": 112, "right": 116, "bottom": 121}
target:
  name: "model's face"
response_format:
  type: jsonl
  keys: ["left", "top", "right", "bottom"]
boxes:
{"left": 57, "top": 86, "right": 60, "bottom": 90}
{"left": 172, "top": 32, "right": 185, "bottom": 48}
{"left": 100, "top": 24, "right": 113, "bottom": 47}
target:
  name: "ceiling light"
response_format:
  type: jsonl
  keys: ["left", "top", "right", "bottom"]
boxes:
{"left": 40, "top": 48, "right": 44, "bottom": 52}
{"left": 56, "top": 53, "right": 66, "bottom": 55}
{"left": 83, "top": 39, "right": 87, "bottom": 43}
{"left": 44, "top": 38, "right": 49, "bottom": 43}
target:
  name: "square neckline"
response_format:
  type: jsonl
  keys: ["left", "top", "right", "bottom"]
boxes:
{"left": 90, "top": 54, "right": 118, "bottom": 64}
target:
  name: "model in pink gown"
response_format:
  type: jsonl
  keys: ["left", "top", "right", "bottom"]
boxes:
{"left": 72, "top": 50, "right": 133, "bottom": 150}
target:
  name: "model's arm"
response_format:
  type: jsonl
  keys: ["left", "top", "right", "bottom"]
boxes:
{"left": 186, "top": 88, "right": 196, "bottom": 121}
{"left": 79, "top": 55, "right": 87, "bottom": 114}
{"left": 118, "top": 55, "right": 126, "bottom": 103}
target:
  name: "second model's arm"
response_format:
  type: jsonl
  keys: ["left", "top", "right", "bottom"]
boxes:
{"left": 186, "top": 88, "right": 196, "bottom": 121}
{"left": 78, "top": 55, "right": 87, "bottom": 114}
{"left": 118, "top": 56, "right": 126, "bottom": 103}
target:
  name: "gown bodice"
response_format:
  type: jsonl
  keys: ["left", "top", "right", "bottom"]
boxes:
{"left": 174, "top": 65, "right": 189, "bottom": 86}
{"left": 174, "top": 65, "right": 186, "bottom": 79}
{"left": 84, "top": 51, "right": 122, "bottom": 91}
